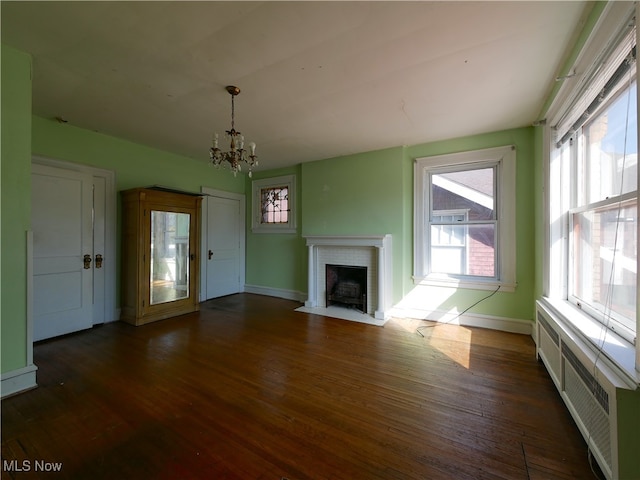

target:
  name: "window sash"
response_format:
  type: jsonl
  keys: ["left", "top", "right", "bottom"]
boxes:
{"left": 427, "top": 164, "right": 498, "bottom": 280}
{"left": 576, "top": 79, "right": 638, "bottom": 208}
{"left": 568, "top": 194, "right": 637, "bottom": 337}
{"left": 560, "top": 76, "right": 638, "bottom": 341}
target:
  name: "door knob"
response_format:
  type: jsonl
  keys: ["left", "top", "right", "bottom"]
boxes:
{"left": 95, "top": 254, "right": 103, "bottom": 269}
{"left": 83, "top": 254, "right": 92, "bottom": 269}
{"left": 208, "top": 250, "right": 213, "bottom": 260}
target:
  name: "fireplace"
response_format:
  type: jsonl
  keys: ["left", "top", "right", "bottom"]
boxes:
{"left": 326, "top": 264, "right": 367, "bottom": 313}
{"left": 299, "top": 235, "right": 392, "bottom": 324}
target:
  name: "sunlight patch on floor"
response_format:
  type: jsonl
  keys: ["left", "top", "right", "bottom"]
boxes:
{"left": 387, "top": 317, "right": 472, "bottom": 369}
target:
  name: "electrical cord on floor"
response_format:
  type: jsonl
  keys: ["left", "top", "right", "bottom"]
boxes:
{"left": 416, "top": 285, "right": 501, "bottom": 337}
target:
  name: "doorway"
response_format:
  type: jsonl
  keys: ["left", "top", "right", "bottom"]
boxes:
{"left": 31, "top": 158, "right": 116, "bottom": 341}
{"left": 200, "top": 187, "right": 245, "bottom": 300}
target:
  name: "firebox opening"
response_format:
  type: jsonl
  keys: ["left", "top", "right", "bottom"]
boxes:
{"left": 326, "top": 264, "right": 367, "bottom": 314}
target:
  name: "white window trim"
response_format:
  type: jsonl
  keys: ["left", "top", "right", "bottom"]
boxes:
{"left": 251, "top": 174, "right": 296, "bottom": 234}
{"left": 414, "top": 145, "right": 517, "bottom": 292}
{"left": 542, "top": 1, "right": 638, "bottom": 374}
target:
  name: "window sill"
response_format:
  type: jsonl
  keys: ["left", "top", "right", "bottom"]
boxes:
{"left": 540, "top": 297, "right": 638, "bottom": 388}
{"left": 413, "top": 275, "right": 516, "bottom": 293}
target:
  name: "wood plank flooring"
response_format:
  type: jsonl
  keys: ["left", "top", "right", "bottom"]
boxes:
{"left": 2, "top": 294, "right": 600, "bottom": 479}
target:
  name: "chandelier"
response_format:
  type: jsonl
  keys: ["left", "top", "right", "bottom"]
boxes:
{"left": 210, "top": 85, "right": 258, "bottom": 177}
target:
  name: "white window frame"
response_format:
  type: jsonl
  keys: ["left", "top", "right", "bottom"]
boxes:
{"left": 542, "top": 1, "right": 638, "bottom": 369}
{"left": 251, "top": 174, "right": 296, "bottom": 234}
{"left": 414, "top": 145, "right": 517, "bottom": 292}
{"left": 547, "top": 66, "right": 637, "bottom": 345}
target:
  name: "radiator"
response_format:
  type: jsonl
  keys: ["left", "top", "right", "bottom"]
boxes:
{"left": 535, "top": 301, "right": 615, "bottom": 479}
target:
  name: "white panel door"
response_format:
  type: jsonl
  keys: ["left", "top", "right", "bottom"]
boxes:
{"left": 92, "top": 175, "right": 106, "bottom": 324}
{"left": 206, "top": 195, "right": 242, "bottom": 298}
{"left": 32, "top": 164, "right": 93, "bottom": 341}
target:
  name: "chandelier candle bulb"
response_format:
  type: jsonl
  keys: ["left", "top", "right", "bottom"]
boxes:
{"left": 250, "top": 142, "right": 256, "bottom": 156}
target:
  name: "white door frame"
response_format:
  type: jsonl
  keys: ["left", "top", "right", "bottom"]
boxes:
{"left": 31, "top": 156, "right": 118, "bottom": 323}
{"left": 199, "top": 187, "right": 246, "bottom": 302}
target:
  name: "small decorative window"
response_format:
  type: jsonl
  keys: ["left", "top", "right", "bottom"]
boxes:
{"left": 261, "top": 186, "right": 289, "bottom": 224}
{"left": 252, "top": 175, "right": 296, "bottom": 233}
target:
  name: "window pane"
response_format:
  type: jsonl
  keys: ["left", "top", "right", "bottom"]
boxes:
{"left": 573, "top": 199, "right": 637, "bottom": 329}
{"left": 582, "top": 82, "right": 637, "bottom": 205}
{"left": 432, "top": 167, "right": 494, "bottom": 221}
{"left": 432, "top": 212, "right": 466, "bottom": 246}
{"left": 261, "top": 186, "right": 289, "bottom": 224}
{"left": 430, "top": 223, "right": 495, "bottom": 277}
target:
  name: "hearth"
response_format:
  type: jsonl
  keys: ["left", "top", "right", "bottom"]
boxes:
{"left": 326, "top": 264, "right": 367, "bottom": 313}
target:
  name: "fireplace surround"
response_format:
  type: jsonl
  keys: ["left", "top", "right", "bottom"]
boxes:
{"left": 300, "top": 235, "right": 392, "bottom": 324}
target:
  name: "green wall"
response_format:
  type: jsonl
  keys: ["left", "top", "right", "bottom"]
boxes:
{"left": 1, "top": 45, "right": 32, "bottom": 374}
{"left": 300, "top": 146, "right": 406, "bottom": 302}
{"left": 32, "top": 116, "right": 245, "bottom": 195}
{"left": 245, "top": 165, "right": 306, "bottom": 294}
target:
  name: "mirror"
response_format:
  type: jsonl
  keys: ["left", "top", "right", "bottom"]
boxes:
{"left": 150, "top": 210, "right": 190, "bottom": 305}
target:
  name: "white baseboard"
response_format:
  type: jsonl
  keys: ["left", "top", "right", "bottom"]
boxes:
{"left": 389, "top": 306, "right": 533, "bottom": 336}
{"left": 244, "top": 284, "right": 306, "bottom": 302}
{"left": 1, "top": 364, "right": 38, "bottom": 398}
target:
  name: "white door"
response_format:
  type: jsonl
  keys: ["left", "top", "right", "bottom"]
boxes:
{"left": 206, "top": 195, "right": 242, "bottom": 298}
{"left": 92, "top": 175, "right": 107, "bottom": 324}
{"left": 32, "top": 164, "right": 94, "bottom": 341}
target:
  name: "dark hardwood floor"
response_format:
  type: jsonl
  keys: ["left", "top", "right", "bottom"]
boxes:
{"left": 2, "top": 294, "right": 599, "bottom": 479}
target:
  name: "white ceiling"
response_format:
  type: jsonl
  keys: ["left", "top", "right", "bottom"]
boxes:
{"left": 1, "top": 1, "right": 591, "bottom": 171}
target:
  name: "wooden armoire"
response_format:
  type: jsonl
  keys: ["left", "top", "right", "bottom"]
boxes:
{"left": 120, "top": 187, "right": 202, "bottom": 325}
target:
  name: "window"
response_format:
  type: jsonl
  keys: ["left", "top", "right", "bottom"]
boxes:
{"left": 260, "top": 186, "right": 289, "bottom": 224}
{"left": 414, "top": 146, "right": 516, "bottom": 291}
{"left": 252, "top": 175, "right": 296, "bottom": 233}
{"left": 547, "top": 18, "right": 637, "bottom": 344}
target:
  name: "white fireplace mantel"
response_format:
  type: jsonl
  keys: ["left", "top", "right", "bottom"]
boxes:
{"left": 303, "top": 234, "right": 392, "bottom": 321}
{"left": 304, "top": 235, "right": 390, "bottom": 248}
